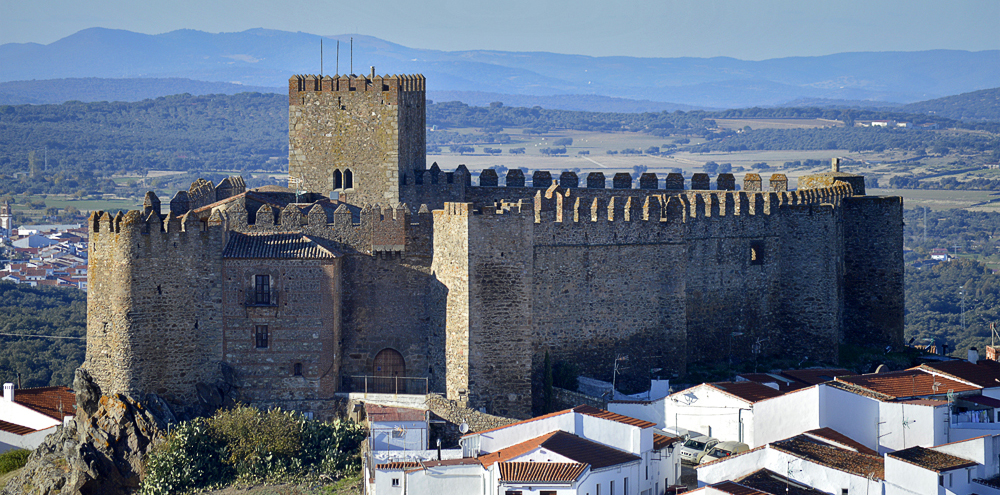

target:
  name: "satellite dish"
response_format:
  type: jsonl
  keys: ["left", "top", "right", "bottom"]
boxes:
{"left": 459, "top": 422, "right": 469, "bottom": 434}
{"left": 875, "top": 364, "right": 888, "bottom": 374}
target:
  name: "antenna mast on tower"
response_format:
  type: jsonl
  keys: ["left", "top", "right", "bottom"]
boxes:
{"left": 320, "top": 39, "right": 323, "bottom": 75}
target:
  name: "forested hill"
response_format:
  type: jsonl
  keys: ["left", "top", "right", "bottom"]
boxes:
{"left": 1, "top": 93, "right": 997, "bottom": 182}
{"left": 0, "top": 283, "right": 86, "bottom": 388}
{"left": 901, "top": 87, "right": 1000, "bottom": 122}
{"left": 0, "top": 78, "right": 282, "bottom": 105}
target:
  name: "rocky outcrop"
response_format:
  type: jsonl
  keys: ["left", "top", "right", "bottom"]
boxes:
{"left": 3, "top": 370, "right": 173, "bottom": 495}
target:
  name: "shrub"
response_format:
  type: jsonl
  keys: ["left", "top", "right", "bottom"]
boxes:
{"left": 140, "top": 406, "right": 366, "bottom": 494}
{"left": 0, "top": 449, "right": 29, "bottom": 475}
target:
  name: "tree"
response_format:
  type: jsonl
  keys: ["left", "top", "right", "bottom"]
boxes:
{"left": 450, "top": 145, "right": 474, "bottom": 155}
{"left": 718, "top": 163, "right": 733, "bottom": 174}
{"left": 553, "top": 137, "right": 573, "bottom": 146}
{"left": 703, "top": 161, "right": 719, "bottom": 174}
{"left": 508, "top": 148, "right": 525, "bottom": 155}
{"left": 645, "top": 146, "right": 660, "bottom": 155}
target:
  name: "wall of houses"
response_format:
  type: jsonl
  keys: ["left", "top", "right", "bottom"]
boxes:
{"left": 752, "top": 386, "right": 821, "bottom": 447}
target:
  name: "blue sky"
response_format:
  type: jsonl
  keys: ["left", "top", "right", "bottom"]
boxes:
{"left": 3, "top": 0, "right": 998, "bottom": 60}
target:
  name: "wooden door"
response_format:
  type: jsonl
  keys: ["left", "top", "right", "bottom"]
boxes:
{"left": 373, "top": 349, "right": 405, "bottom": 393}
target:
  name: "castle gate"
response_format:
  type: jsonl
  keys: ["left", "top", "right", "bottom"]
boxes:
{"left": 373, "top": 348, "right": 405, "bottom": 393}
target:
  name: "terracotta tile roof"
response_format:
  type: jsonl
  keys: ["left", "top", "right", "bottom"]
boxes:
{"left": 772, "top": 437, "right": 884, "bottom": 479}
{"left": 834, "top": 369, "right": 978, "bottom": 400}
{"left": 498, "top": 462, "right": 588, "bottom": 483}
{"left": 918, "top": 360, "right": 1000, "bottom": 388}
{"left": 825, "top": 380, "right": 894, "bottom": 401}
{"left": 223, "top": 232, "right": 339, "bottom": 259}
{"left": 466, "top": 405, "right": 652, "bottom": 438}
{"left": 573, "top": 405, "right": 656, "bottom": 428}
{"left": 898, "top": 398, "right": 949, "bottom": 406}
{"left": 364, "top": 404, "right": 426, "bottom": 423}
{"left": 736, "top": 469, "right": 828, "bottom": 495}
{"left": 654, "top": 433, "right": 681, "bottom": 450}
{"left": 375, "top": 462, "right": 420, "bottom": 470}
{"left": 478, "top": 430, "right": 640, "bottom": 470}
{"left": 709, "top": 382, "right": 785, "bottom": 403}
{"left": 696, "top": 445, "right": 767, "bottom": 468}
{"left": 735, "top": 373, "right": 808, "bottom": 392}
{"left": 13, "top": 386, "right": 76, "bottom": 421}
{"left": 708, "top": 481, "right": 769, "bottom": 495}
{"left": 803, "top": 428, "right": 877, "bottom": 456}
{"left": 780, "top": 368, "right": 857, "bottom": 385}
{"left": 0, "top": 420, "right": 37, "bottom": 436}
{"left": 888, "top": 446, "right": 978, "bottom": 472}
{"left": 405, "top": 458, "right": 486, "bottom": 473}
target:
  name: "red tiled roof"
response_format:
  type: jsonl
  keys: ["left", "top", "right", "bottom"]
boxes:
{"left": 803, "top": 428, "right": 877, "bottom": 456}
{"left": 708, "top": 481, "right": 769, "bottom": 495}
{"left": 772, "top": 437, "right": 884, "bottom": 479}
{"left": 375, "top": 462, "right": 420, "bottom": 470}
{"left": 735, "top": 469, "right": 828, "bottom": 495}
{"left": 918, "top": 360, "right": 1000, "bottom": 388}
{"left": 888, "top": 446, "right": 978, "bottom": 472}
{"left": 498, "top": 462, "right": 588, "bottom": 483}
{"left": 573, "top": 405, "right": 656, "bottom": 428}
{"left": 735, "top": 373, "right": 808, "bottom": 393}
{"left": 780, "top": 368, "right": 857, "bottom": 385}
{"left": 710, "top": 382, "right": 785, "bottom": 403}
{"left": 834, "top": 369, "right": 978, "bottom": 400}
{"left": 654, "top": 433, "right": 681, "bottom": 450}
{"left": 364, "top": 404, "right": 426, "bottom": 423}
{"left": 0, "top": 420, "right": 37, "bottom": 436}
{"left": 478, "top": 430, "right": 640, "bottom": 470}
{"left": 13, "top": 386, "right": 76, "bottom": 420}
{"left": 466, "top": 405, "right": 653, "bottom": 438}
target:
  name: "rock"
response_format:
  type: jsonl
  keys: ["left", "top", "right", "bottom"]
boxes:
{"left": 4, "top": 370, "right": 176, "bottom": 495}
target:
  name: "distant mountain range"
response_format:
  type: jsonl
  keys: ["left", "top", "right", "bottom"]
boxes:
{"left": 1, "top": 28, "right": 998, "bottom": 109}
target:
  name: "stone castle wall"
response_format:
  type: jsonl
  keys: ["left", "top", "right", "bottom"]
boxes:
{"left": 85, "top": 208, "right": 225, "bottom": 405}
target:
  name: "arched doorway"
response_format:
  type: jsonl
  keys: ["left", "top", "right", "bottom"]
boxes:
{"left": 373, "top": 348, "right": 405, "bottom": 393}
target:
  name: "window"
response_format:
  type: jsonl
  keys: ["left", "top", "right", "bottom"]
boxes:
{"left": 254, "top": 325, "right": 268, "bottom": 348}
{"left": 596, "top": 484, "right": 600, "bottom": 495}
{"left": 540, "top": 492, "right": 556, "bottom": 495}
{"left": 610, "top": 480, "right": 615, "bottom": 495}
{"left": 504, "top": 492, "right": 522, "bottom": 495}
{"left": 750, "top": 241, "right": 765, "bottom": 265}
{"left": 344, "top": 168, "right": 354, "bottom": 189}
{"left": 623, "top": 478, "right": 627, "bottom": 494}
{"left": 333, "top": 170, "right": 343, "bottom": 189}
{"left": 842, "top": 490, "right": 848, "bottom": 495}
{"left": 392, "top": 478, "right": 400, "bottom": 487}
{"left": 254, "top": 275, "right": 271, "bottom": 305}
{"left": 293, "top": 362, "right": 303, "bottom": 376}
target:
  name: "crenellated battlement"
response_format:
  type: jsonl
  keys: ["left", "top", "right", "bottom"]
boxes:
{"left": 436, "top": 181, "right": 853, "bottom": 229}
{"left": 288, "top": 71, "right": 425, "bottom": 106}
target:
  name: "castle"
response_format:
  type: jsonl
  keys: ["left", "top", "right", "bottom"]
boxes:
{"left": 83, "top": 71, "right": 904, "bottom": 419}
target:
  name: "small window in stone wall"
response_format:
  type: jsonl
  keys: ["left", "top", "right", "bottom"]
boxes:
{"left": 255, "top": 325, "right": 268, "bottom": 348}
{"left": 750, "top": 241, "right": 765, "bottom": 265}
{"left": 344, "top": 169, "right": 354, "bottom": 189}
{"left": 333, "top": 170, "right": 343, "bottom": 189}
{"left": 294, "top": 362, "right": 303, "bottom": 376}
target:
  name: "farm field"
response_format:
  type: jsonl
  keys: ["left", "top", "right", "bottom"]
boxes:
{"left": 869, "top": 188, "right": 999, "bottom": 210}
{"left": 712, "top": 118, "right": 843, "bottom": 130}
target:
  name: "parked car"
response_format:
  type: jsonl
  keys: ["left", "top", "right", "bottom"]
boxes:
{"left": 679, "top": 435, "right": 719, "bottom": 464}
{"left": 700, "top": 441, "right": 749, "bottom": 463}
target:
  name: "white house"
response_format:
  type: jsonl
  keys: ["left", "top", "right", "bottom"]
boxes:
{"left": 696, "top": 434, "right": 884, "bottom": 494}
{"left": 0, "top": 383, "right": 75, "bottom": 452}
{"left": 365, "top": 404, "right": 429, "bottom": 452}
{"left": 371, "top": 405, "right": 683, "bottom": 495}
{"left": 611, "top": 381, "right": 785, "bottom": 446}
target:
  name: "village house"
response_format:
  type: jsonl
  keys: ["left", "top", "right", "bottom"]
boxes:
{"left": 0, "top": 383, "right": 75, "bottom": 452}
{"left": 368, "top": 405, "right": 682, "bottom": 495}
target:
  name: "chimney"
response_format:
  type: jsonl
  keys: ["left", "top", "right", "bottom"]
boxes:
{"left": 3, "top": 383, "right": 13, "bottom": 402}
{"left": 969, "top": 347, "right": 979, "bottom": 364}
{"left": 370, "top": 66, "right": 376, "bottom": 80}
{"left": 832, "top": 157, "right": 840, "bottom": 172}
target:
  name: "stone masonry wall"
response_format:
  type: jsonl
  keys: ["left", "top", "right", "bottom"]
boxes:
{"left": 221, "top": 259, "right": 342, "bottom": 420}
{"left": 288, "top": 74, "right": 425, "bottom": 206}
{"left": 842, "top": 195, "right": 905, "bottom": 347}
{"left": 84, "top": 210, "right": 225, "bottom": 405}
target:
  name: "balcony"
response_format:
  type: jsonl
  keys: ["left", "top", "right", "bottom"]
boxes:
{"left": 245, "top": 290, "right": 279, "bottom": 307}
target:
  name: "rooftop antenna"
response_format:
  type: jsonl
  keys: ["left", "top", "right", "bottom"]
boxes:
{"left": 336, "top": 40, "right": 340, "bottom": 75}
{"left": 320, "top": 38, "right": 323, "bottom": 75}
{"left": 350, "top": 37, "right": 353, "bottom": 74}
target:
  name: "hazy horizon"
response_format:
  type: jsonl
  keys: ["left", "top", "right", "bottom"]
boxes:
{"left": 3, "top": 0, "right": 998, "bottom": 60}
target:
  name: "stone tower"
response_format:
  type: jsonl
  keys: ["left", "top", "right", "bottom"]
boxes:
{"left": 287, "top": 69, "right": 426, "bottom": 205}
{"left": 0, "top": 201, "right": 11, "bottom": 233}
